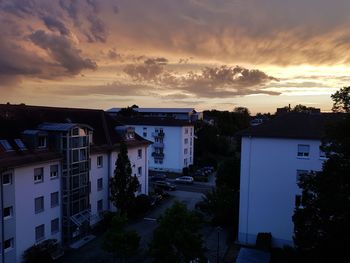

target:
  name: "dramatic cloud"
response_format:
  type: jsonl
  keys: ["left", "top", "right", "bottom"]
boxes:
{"left": 123, "top": 57, "right": 168, "bottom": 81}
{"left": 123, "top": 59, "right": 279, "bottom": 98}
{"left": 29, "top": 30, "right": 97, "bottom": 74}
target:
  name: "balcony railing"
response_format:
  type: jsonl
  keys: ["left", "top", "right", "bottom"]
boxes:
{"left": 152, "top": 152, "right": 164, "bottom": 158}
{"left": 152, "top": 131, "right": 165, "bottom": 138}
{"left": 153, "top": 142, "right": 164, "bottom": 148}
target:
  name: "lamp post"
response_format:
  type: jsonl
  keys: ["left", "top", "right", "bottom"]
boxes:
{"left": 216, "top": 226, "right": 222, "bottom": 263}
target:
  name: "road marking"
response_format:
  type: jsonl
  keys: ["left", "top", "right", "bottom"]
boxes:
{"left": 143, "top": 217, "right": 157, "bottom": 221}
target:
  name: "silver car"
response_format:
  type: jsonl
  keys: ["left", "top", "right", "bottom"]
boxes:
{"left": 175, "top": 176, "right": 194, "bottom": 184}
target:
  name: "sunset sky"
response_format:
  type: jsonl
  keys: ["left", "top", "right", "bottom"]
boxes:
{"left": 1, "top": 0, "right": 350, "bottom": 114}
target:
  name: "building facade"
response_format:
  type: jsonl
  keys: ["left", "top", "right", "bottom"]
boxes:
{"left": 238, "top": 113, "right": 334, "bottom": 247}
{"left": 0, "top": 104, "right": 150, "bottom": 262}
{"left": 118, "top": 118, "right": 194, "bottom": 173}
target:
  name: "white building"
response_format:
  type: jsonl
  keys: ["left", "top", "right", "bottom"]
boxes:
{"left": 0, "top": 104, "right": 150, "bottom": 262}
{"left": 119, "top": 118, "right": 194, "bottom": 173}
{"left": 238, "top": 113, "right": 333, "bottom": 247}
{"left": 107, "top": 107, "right": 203, "bottom": 122}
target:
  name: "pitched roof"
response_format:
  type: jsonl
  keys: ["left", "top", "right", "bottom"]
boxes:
{"left": 115, "top": 116, "right": 194, "bottom": 127}
{"left": 0, "top": 104, "right": 151, "bottom": 167}
{"left": 238, "top": 113, "right": 345, "bottom": 140}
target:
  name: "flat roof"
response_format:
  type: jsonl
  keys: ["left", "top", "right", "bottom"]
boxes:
{"left": 107, "top": 108, "right": 195, "bottom": 114}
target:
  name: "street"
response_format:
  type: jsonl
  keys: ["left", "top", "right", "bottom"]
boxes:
{"left": 61, "top": 174, "right": 227, "bottom": 263}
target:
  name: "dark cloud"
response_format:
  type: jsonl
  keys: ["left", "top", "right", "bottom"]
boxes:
{"left": 86, "top": 15, "right": 108, "bottom": 43}
{"left": 108, "top": 48, "right": 121, "bottom": 60}
{"left": 123, "top": 61, "right": 279, "bottom": 98}
{"left": 42, "top": 16, "right": 70, "bottom": 35}
{"left": 29, "top": 30, "right": 97, "bottom": 74}
{"left": 123, "top": 57, "right": 168, "bottom": 81}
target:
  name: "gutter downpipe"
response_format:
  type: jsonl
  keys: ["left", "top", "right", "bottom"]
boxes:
{"left": 245, "top": 136, "right": 252, "bottom": 244}
{"left": 0, "top": 169, "right": 5, "bottom": 263}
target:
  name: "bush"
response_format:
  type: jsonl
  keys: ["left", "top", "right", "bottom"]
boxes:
{"left": 256, "top": 232, "right": 272, "bottom": 251}
{"left": 127, "top": 194, "right": 151, "bottom": 219}
{"left": 23, "top": 239, "right": 58, "bottom": 263}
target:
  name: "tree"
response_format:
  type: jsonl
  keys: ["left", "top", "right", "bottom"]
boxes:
{"left": 102, "top": 213, "right": 140, "bottom": 262}
{"left": 331, "top": 86, "right": 350, "bottom": 113}
{"left": 110, "top": 141, "right": 140, "bottom": 216}
{"left": 149, "top": 202, "right": 206, "bottom": 263}
{"left": 216, "top": 157, "right": 240, "bottom": 190}
{"left": 293, "top": 97, "right": 350, "bottom": 261}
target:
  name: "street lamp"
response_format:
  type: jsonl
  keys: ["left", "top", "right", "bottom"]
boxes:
{"left": 216, "top": 226, "right": 222, "bottom": 263}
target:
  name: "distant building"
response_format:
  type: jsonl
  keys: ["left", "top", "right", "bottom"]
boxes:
{"left": 237, "top": 113, "right": 338, "bottom": 247}
{"left": 117, "top": 117, "right": 194, "bottom": 173}
{"left": 107, "top": 107, "right": 203, "bottom": 122}
{"left": 0, "top": 104, "right": 150, "bottom": 262}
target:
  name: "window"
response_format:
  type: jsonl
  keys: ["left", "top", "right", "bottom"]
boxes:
{"left": 51, "top": 218, "right": 59, "bottom": 234}
{"left": 296, "top": 170, "right": 308, "bottom": 182}
{"left": 97, "top": 156, "right": 103, "bottom": 168}
{"left": 51, "top": 192, "right": 59, "bottom": 208}
{"left": 35, "top": 196, "right": 44, "bottom": 213}
{"left": 190, "top": 148, "right": 192, "bottom": 155}
{"left": 184, "top": 148, "right": 188, "bottom": 154}
{"left": 143, "top": 132, "right": 147, "bottom": 137}
{"left": 80, "top": 149, "right": 87, "bottom": 161}
{"left": 297, "top": 144, "right": 310, "bottom": 157}
{"left": 3, "top": 238, "right": 14, "bottom": 251}
{"left": 184, "top": 158, "right": 188, "bottom": 166}
{"left": 97, "top": 200, "right": 103, "bottom": 212}
{"left": 138, "top": 167, "right": 142, "bottom": 176}
{"left": 138, "top": 149, "right": 142, "bottom": 158}
{"left": 184, "top": 138, "right": 188, "bottom": 144}
{"left": 2, "top": 172, "right": 12, "bottom": 185}
{"left": 35, "top": 224, "right": 45, "bottom": 242}
{"left": 72, "top": 150, "right": 79, "bottom": 162}
{"left": 50, "top": 165, "right": 58, "bottom": 179}
{"left": 191, "top": 128, "right": 193, "bottom": 135}
{"left": 3, "top": 206, "right": 13, "bottom": 219}
{"left": 185, "top": 128, "right": 189, "bottom": 134}
{"left": 0, "top": 140, "right": 13, "bottom": 151}
{"left": 15, "top": 139, "right": 26, "bottom": 150}
{"left": 34, "top": 168, "right": 44, "bottom": 183}
{"left": 97, "top": 178, "right": 103, "bottom": 191}
{"left": 38, "top": 136, "right": 47, "bottom": 148}
{"left": 72, "top": 127, "right": 79, "bottom": 136}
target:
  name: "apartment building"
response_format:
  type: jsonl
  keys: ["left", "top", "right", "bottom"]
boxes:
{"left": 0, "top": 104, "right": 150, "bottom": 262}
{"left": 107, "top": 107, "right": 203, "bottom": 122}
{"left": 238, "top": 113, "right": 337, "bottom": 247}
{"left": 117, "top": 117, "right": 194, "bottom": 173}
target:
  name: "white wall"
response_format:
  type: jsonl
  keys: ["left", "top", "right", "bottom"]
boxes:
{"left": 238, "top": 137, "right": 325, "bottom": 247}
{"left": 133, "top": 125, "right": 194, "bottom": 173}
{"left": 90, "top": 153, "right": 109, "bottom": 225}
{"left": 14, "top": 161, "right": 61, "bottom": 263}
{"left": 90, "top": 144, "right": 149, "bottom": 219}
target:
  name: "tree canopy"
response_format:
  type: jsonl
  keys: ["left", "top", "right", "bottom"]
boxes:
{"left": 149, "top": 202, "right": 206, "bottom": 263}
{"left": 110, "top": 141, "right": 140, "bottom": 216}
{"left": 331, "top": 86, "right": 350, "bottom": 113}
{"left": 293, "top": 88, "right": 350, "bottom": 262}
{"left": 102, "top": 213, "right": 140, "bottom": 262}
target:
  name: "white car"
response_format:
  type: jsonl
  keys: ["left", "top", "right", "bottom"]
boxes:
{"left": 175, "top": 176, "right": 194, "bottom": 184}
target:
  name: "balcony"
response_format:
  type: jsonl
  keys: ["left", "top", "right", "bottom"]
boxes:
{"left": 152, "top": 131, "right": 165, "bottom": 138}
{"left": 153, "top": 142, "right": 164, "bottom": 148}
{"left": 152, "top": 152, "right": 164, "bottom": 159}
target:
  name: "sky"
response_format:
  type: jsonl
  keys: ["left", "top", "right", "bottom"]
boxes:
{"left": 1, "top": 0, "right": 350, "bottom": 114}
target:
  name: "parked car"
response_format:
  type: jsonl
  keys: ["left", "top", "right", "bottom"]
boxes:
{"left": 153, "top": 181, "right": 177, "bottom": 190}
{"left": 175, "top": 176, "right": 194, "bottom": 184}
{"left": 150, "top": 173, "right": 167, "bottom": 181}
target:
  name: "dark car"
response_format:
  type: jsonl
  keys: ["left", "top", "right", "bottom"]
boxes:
{"left": 153, "top": 181, "right": 176, "bottom": 190}
{"left": 150, "top": 174, "right": 167, "bottom": 181}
